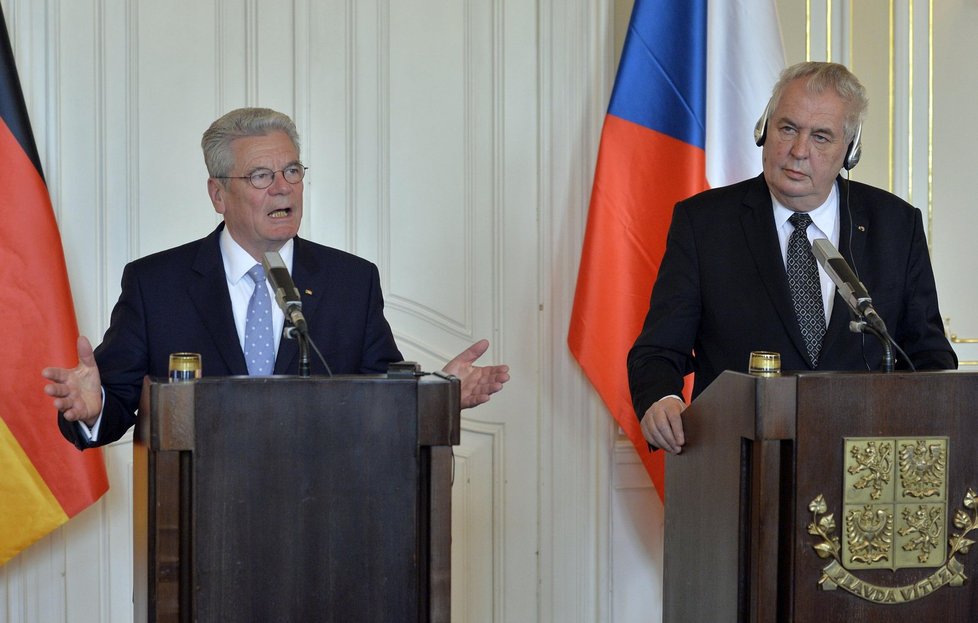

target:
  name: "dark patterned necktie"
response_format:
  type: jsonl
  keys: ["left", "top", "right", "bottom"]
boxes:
{"left": 787, "top": 213, "right": 825, "bottom": 366}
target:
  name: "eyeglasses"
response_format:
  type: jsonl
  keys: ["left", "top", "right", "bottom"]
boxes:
{"left": 215, "top": 164, "right": 308, "bottom": 189}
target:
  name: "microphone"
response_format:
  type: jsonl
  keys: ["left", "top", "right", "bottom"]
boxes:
{"left": 262, "top": 251, "right": 308, "bottom": 334}
{"left": 811, "top": 239, "right": 887, "bottom": 335}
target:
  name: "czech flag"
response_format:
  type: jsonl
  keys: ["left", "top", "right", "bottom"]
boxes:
{"left": 568, "top": 0, "right": 783, "bottom": 500}
{"left": 0, "top": 7, "right": 109, "bottom": 565}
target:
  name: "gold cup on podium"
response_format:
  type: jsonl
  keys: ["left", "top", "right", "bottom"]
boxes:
{"left": 168, "top": 352, "right": 202, "bottom": 382}
{"left": 748, "top": 351, "right": 781, "bottom": 377}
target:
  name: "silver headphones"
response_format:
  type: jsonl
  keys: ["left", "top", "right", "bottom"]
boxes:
{"left": 753, "top": 99, "right": 862, "bottom": 170}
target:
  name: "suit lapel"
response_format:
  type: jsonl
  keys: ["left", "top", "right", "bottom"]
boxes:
{"left": 819, "top": 177, "right": 868, "bottom": 361}
{"left": 187, "top": 226, "right": 249, "bottom": 375}
{"left": 273, "top": 237, "right": 323, "bottom": 375}
{"left": 739, "top": 175, "right": 814, "bottom": 366}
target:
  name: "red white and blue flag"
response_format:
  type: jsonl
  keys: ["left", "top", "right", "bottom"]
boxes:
{"left": 568, "top": 0, "right": 783, "bottom": 500}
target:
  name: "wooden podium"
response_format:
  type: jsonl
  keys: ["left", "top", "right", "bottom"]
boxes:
{"left": 133, "top": 372, "right": 459, "bottom": 623}
{"left": 664, "top": 370, "right": 978, "bottom": 622}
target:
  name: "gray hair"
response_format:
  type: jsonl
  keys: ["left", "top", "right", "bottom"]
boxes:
{"left": 201, "top": 107, "right": 301, "bottom": 180}
{"left": 766, "top": 62, "right": 868, "bottom": 143}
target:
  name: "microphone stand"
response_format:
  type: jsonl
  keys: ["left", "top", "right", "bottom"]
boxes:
{"left": 812, "top": 238, "right": 913, "bottom": 373}
{"left": 284, "top": 325, "right": 311, "bottom": 377}
{"left": 849, "top": 320, "right": 894, "bottom": 372}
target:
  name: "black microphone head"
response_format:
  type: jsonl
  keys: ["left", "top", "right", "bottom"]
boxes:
{"left": 261, "top": 251, "right": 287, "bottom": 277}
{"left": 811, "top": 238, "right": 875, "bottom": 318}
{"left": 262, "top": 253, "right": 312, "bottom": 339}
{"left": 262, "top": 251, "right": 302, "bottom": 309}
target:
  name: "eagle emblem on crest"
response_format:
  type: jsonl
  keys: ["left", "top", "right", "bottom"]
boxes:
{"left": 899, "top": 440, "right": 946, "bottom": 499}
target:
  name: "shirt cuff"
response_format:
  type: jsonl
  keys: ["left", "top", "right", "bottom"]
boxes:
{"left": 76, "top": 387, "right": 106, "bottom": 442}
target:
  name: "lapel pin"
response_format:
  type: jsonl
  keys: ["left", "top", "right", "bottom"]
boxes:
{"left": 305, "top": 289, "right": 313, "bottom": 296}
{"left": 857, "top": 225, "right": 866, "bottom": 232}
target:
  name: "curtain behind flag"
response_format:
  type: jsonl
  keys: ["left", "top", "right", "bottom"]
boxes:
{"left": 568, "top": 0, "right": 783, "bottom": 501}
{"left": 0, "top": 8, "right": 109, "bottom": 565}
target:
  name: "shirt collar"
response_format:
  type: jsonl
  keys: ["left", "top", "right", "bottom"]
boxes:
{"left": 219, "top": 228, "right": 296, "bottom": 284}
{"left": 771, "top": 182, "right": 839, "bottom": 240}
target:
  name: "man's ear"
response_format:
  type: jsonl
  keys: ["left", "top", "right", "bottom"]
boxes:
{"left": 207, "top": 178, "right": 226, "bottom": 214}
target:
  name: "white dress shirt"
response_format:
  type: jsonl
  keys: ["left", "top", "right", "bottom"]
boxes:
{"left": 219, "top": 228, "right": 291, "bottom": 356}
{"left": 771, "top": 183, "right": 840, "bottom": 325}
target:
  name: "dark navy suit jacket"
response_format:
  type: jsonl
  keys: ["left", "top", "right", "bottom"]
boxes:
{"left": 627, "top": 174, "right": 957, "bottom": 421}
{"left": 59, "top": 224, "right": 402, "bottom": 448}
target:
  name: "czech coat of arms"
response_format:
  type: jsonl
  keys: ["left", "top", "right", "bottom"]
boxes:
{"left": 807, "top": 437, "right": 978, "bottom": 604}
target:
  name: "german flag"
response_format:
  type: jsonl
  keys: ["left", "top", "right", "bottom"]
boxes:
{"left": 0, "top": 7, "right": 108, "bottom": 565}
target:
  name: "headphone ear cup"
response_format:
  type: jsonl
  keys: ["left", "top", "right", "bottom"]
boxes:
{"left": 753, "top": 115, "right": 767, "bottom": 146}
{"left": 843, "top": 123, "right": 863, "bottom": 170}
{"left": 754, "top": 99, "right": 774, "bottom": 147}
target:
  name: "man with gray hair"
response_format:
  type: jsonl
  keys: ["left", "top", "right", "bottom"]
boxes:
{"left": 627, "top": 62, "right": 956, "bottom": 454}
{"left": 43, "top": 107, "right": 510, "bottom": 449}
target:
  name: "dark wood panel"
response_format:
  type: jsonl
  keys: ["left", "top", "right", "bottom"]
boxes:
{"left": 792, "top": 371, "right": 978, "bottom": 620}
{"left": 134, "top": 374, "right": 459, "bottom": 623}
{"left": 664, "top": 371, "right": 978, "bottom": 622}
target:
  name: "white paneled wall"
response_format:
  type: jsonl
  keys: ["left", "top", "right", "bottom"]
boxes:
{"left": 0, "top": 0, "right": 608, "bottom": 621}
{"left": 3, "top": 0, "right": 975, "bottom": 621}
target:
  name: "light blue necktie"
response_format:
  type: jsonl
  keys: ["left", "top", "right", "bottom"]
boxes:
{"left": 244, "top": 264, "right": 275, "bottom": 375}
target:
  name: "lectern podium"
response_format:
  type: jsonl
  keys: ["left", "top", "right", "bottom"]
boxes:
{"left": 664, "top": 370, "right": 978, "bottom": 622}
{"left": 133, "top": 373, "right": 459, "bottom": 622}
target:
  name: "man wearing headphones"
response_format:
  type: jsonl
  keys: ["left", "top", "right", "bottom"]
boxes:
{"left": 627, "top": 61, "right": 957, "bottom": 454}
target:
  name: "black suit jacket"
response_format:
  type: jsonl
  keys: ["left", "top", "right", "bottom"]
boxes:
{"left": 60, "top": 224, "right": 402, "bottom": 448}
{"left": 627, "top": 174, "right": 957, "bottom": 420}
